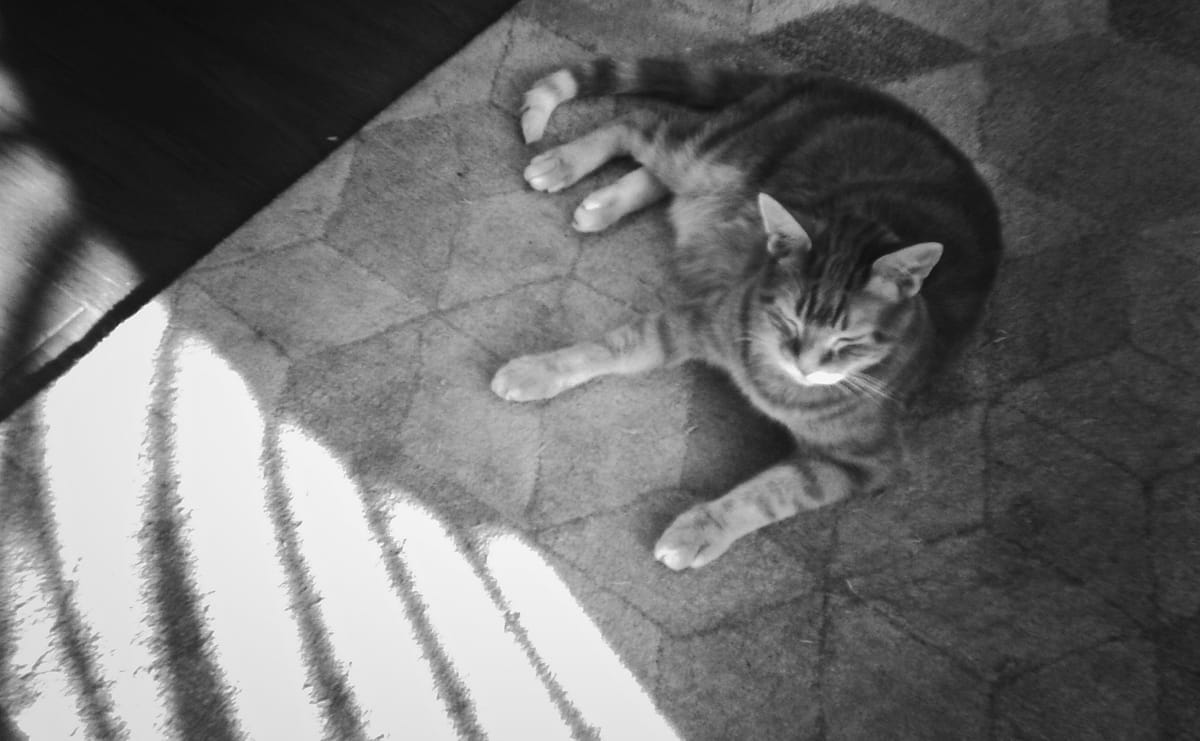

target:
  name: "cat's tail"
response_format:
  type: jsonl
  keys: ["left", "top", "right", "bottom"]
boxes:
{"left": 520, "top": 57, "right": 771, "bottom": 143}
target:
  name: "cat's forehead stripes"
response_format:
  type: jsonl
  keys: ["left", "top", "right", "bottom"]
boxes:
{"left": 796, "top": 273, "right": 852, "bottom": 326}
{"left": 792, "top": 215, "right": 910, "bottom": 325}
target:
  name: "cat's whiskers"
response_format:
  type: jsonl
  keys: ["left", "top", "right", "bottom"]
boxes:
{"left": 840, "top": 375, "right": 874, "bottom": 399}
{"left": 843, "top": 371, "right": 898, "bottom": 402}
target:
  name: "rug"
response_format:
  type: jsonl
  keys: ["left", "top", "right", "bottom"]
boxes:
{"left": 2, "top": 1, "right": 1199, "bottom": 738}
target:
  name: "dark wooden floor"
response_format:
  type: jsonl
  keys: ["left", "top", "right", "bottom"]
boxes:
{"left": 0, "top": 0, "right": 520, "bottom": 419}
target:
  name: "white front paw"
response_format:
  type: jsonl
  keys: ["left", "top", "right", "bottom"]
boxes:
{"left": 491, "top": 355, "right": 566, "bottom": 402}
{"left": 653, "top": 505, "right": 734, "bottom": 571}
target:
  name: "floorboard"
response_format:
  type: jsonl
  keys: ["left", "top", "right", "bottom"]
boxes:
{"left": 0, "top": 0, "right": 520, "bottom": 419}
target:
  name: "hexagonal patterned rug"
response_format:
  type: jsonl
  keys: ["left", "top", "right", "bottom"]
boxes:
{"left": 3, "top": 1, "right": 1199, "bottom": 739}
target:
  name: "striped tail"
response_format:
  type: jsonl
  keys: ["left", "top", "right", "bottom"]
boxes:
{"left": 520, "top": 57, "right": 772, "bottom": 143}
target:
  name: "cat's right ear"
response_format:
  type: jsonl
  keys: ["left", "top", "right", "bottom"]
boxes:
{"left": 866, "top": 242, "right": 943, "bottom": 300}
{"left": 758, "top": 193, "right": 811, "bottom": 257}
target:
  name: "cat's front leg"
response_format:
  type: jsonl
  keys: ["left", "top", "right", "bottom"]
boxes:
{"left": 491, "top": 311, "right": 696, "bottom": 402}
{"left": 491, "top": 341, "right": 619, "bottom": 401}
{"left": 654, "top": 458, "right": 855, "bottom": 570}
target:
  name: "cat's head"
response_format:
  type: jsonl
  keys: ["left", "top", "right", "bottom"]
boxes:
{"left": 751, "top": 193, "right": 942, "bottom": 388}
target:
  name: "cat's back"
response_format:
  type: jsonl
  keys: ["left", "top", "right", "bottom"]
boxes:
{"left": 734, "top": 75, "right": 989, "bottom": 213}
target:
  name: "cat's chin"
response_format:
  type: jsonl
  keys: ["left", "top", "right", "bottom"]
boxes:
{"left": 781, "top": 364, "right": 844, "bottom": 386}
{"left": 804, "top": 370, "right": 845, "bottom": 386}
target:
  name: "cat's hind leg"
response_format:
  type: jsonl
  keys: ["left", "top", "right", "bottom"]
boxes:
{"left": 524, "top": 109, "right": 693, "bottom": 194}
{"left": 571, "top": 167, "right": 669, "bottom": 232}
{"left": 524, "top": 123, "right": 622, "bottom": 194}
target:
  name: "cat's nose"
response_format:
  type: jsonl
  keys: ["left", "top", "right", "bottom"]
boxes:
{"left": 795, "top": 354, "right": 820, "bottom": 377}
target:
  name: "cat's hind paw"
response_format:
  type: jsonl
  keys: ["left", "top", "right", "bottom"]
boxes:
{"left": 572, "top": 190, "right": 623, "bottom": 233}
{"left": 574, "top": 168, "right": 667, "bottom": 232}
{"left": 654, "top": 505, "right": 734, "bottom": 571}
{"left": 524, "top": 151, "right": 578, "bottom": 193}
{"left": 491, "top": 355, "right": 567, "bottom": 402}
{"left": 525, "top": 149, "right": 590, "bottom": 194}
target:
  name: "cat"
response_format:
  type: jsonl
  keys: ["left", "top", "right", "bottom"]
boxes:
{"left": 491, "top": 58, "right": 1003, "bottom": 570}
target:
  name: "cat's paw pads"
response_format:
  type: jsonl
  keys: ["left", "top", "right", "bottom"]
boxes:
{"left": 491, "top": 355, "right": 565, "bottom": 402}
{"left": 524, "top": 151, "right": 575, "bottom": 193}
{"left": 653, "top": 505, "right": 733, "bottom": 571}
{"left": 572, "top": 189, "right": 623, "bottom": 233}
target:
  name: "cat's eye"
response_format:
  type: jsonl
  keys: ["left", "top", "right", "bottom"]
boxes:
{"left": 830, "top": 336, "right": 865, "bottom": 353}
{"left": 823, "top": 343, "right": 856, "bottom": 362}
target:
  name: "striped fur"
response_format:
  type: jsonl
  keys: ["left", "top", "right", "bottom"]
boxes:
{"left": 495, "top": 57, "right": 1003, "bottom": 570}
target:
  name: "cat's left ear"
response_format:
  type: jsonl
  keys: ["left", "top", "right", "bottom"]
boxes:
{"left": 867, "top": 242, "right": 943, "bottom": 299}
{"left": 758, "top": 193, "right": 811, "bottom": 256}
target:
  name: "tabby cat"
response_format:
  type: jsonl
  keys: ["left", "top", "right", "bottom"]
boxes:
{"left": 491, "top": 58, "right": 1002, "bottom": 570}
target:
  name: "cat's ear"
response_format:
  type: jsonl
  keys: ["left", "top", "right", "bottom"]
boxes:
{"left": 867, "top": 242, "right": 943, "bottom": 299}
{"left": 757, "top": 193, "right": 811, "bottom": 256}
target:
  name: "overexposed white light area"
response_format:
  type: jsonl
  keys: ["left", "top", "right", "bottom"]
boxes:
{"left": 38, "top": 300, "right": 170, "bottom": 740}
{"left": 169, "top": 337, "right": 324, "bottom": 740}
{"left": 483, "top": 533, "right": 681, "bottom": 741}
{"left": 2, "top": 539, "right": 90, "bottom": 739}
{"left": 277, "top": 424, "right": 458, "bottom": 740}
{"left": 384, "top": 499, "right": 573, "bottom": 741}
